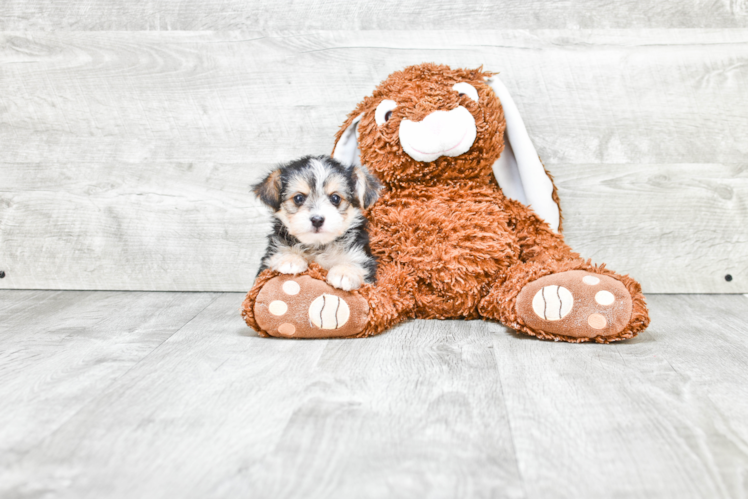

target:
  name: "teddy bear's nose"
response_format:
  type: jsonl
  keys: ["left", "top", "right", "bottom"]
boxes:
{"left": 399, "top": 106, "right": 477, "bottom": 163}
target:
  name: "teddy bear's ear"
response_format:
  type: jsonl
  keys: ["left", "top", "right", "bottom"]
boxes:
{"left": 332, "top": 113, "right": 364, "bottom": 168}
{"left": 486, "top": 77, "right": 561, "bottom": 232}
{"left": 351, "top": 164, "right": 382, "bottom": 209}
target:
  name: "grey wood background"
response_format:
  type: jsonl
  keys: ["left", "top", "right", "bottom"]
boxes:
{"left": 3, "top": 0, "right": 748, "bottom": 30}
{"left": 1, "top": 290, "right": 747, "bottom": 497}
{"left": 1, "top": 7, "right": 747, "bottom": 293}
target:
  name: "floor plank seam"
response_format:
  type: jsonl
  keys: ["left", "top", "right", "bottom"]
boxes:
{"left": 3, "top": 292, "right": 224, "bottom": 468}
{"left": 490, "top": 338, "right": 528, "bottom": 499}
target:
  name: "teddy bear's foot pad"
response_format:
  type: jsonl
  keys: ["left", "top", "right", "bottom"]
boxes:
{"left": 254, "top": 275, "right": 369, "bottom": 338}
{"left": 516, "top": 270, "right": 632, "bottom": 339}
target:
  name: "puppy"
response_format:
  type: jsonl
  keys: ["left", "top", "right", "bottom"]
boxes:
{"left": 253, "top": 155, "right": 381, "bottom": 291}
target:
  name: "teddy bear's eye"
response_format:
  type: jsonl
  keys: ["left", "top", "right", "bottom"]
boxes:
{"left": 452, "top": 82, "right": 479, "bottom": 103}
{"left": 293, "top": 194, "right": 306, "bottom": 206}
{"left": 375, "top": 99, "right": 398, "bottom": 126}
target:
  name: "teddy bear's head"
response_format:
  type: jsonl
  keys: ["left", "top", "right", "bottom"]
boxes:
{"left": 332, "top": 63, "right": 561, "bottom": 232}
{"left": 332, "top": 64, "right": 502, "bottom": 186}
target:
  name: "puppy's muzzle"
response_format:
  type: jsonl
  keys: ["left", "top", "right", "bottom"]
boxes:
{"left": 399, "top": 106, "right": 477, "bottom": 163}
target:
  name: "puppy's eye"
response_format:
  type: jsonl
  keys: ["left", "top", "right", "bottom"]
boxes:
{"left": 329, "top": 194, "right": 341, "bottom": 207}
{"left": 293, "top": 194, "right": 306, "bottom": 206}
{"left": 452, "top": 82, "right": 479, "bottom": 103}
{"left": 375, "top": 100, "right": 397, "bottom": 126}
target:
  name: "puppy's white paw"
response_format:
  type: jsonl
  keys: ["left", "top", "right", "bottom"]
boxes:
{"left": 326, "top": 264, "right": 365, "bottom": 291}
{"left": 270, "top": 254, "right": 308, "bottom": 275}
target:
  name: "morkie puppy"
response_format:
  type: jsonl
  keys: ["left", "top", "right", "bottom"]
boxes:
{"left": 253, "top": 155, "right": 381, "bottom": 291}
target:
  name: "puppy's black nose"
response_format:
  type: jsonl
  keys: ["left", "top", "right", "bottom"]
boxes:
{"left": 310, "top": 216, "right": 325, "bottom": 228}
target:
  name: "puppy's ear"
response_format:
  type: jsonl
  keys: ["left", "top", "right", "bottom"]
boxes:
{"left": 252, "top": 169, "right": 283, "bottom": 210}
{"left": 351, "top": 165, "right": 381, "bottom": 209}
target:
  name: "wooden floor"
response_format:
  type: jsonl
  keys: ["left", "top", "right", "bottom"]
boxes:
{"left": 0, "top": 291, "right": 746, "bottom": 497}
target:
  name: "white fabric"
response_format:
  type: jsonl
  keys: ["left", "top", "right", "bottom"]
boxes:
{"left": 492, "top": 138, "right": 528, "bottom": 205}
{"left": 487, "top": 77, "right": 560, "bottom": 232}
{"left": 375, "top": 100, "right": 397, "bottom": 125}
{"left": 332, "top": 113, "right": 363, "bottom": 167}
{"left": 452, "top": 82, "right": 479, "bottom": 102}
{"left": 399, "top": 106, "right": 477, "bottom": 163}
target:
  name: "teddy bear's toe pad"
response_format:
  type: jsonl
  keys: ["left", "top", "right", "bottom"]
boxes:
{"left": 254, "top": 275, "right": 368, "bottom": 338}
{"left": 516, "top": 271, "right": 632, "bottom": 339}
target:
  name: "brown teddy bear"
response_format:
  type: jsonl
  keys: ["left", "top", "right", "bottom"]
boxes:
{"left": 242, "top": 63, "right": 650, "bottom": 343}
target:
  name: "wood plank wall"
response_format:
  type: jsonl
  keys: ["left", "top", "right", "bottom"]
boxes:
{"left": 1, "top": 2, "right": 747, "bottom": 293}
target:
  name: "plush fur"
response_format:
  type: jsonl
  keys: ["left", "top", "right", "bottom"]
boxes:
{"left": 242, "top": 63, "right": 650, "bottom": 343}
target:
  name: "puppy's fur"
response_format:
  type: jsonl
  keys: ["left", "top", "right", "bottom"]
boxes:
{"left": 253, "top": 155, "right": 381, "bottom": 291}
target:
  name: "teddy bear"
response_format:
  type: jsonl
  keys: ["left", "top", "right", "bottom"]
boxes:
{"left": 242, "top": 63, "right": 650, "bottom": 343}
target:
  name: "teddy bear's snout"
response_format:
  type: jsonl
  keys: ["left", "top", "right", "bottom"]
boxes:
{"left": 398, "top": 106, "right": 477, "bottom": 163}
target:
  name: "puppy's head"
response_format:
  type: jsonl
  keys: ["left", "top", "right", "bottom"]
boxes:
{"left": 253, "top": 155, "right": 381, "bottom": 246}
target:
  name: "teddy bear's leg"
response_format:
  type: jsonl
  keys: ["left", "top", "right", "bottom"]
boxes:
{"left": 480, "top": 260, "right": 649, "bottom": 343}
{"left": 478, "top": 200, "right": 649, "bottom": 343}
{"left": 241, "top": 262, "right": 416, "bottom": 339}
